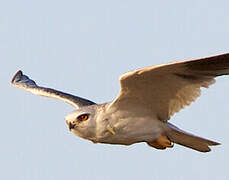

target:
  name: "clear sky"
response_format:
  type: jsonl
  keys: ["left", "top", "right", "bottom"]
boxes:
{"left": 1, "top": 0, "right": 229, "bottom": 179}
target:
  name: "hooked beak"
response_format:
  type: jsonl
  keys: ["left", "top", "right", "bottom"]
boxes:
{"left": 66, "top": 120, "right": 75, "bottom": 131}
{"left": 68, "top": 122, "right": 75, "bottom": 131}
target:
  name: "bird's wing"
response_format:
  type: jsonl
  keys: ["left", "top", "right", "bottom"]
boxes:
{"left": 11, "top": 70, "right": 95, "bottom": 109}
{"left": 108, "top": 53, "right": 229, "bottom": 121}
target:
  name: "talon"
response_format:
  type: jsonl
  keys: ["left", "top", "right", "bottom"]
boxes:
{"left": 107, "top": 125, "right": 116, "bottom": 135}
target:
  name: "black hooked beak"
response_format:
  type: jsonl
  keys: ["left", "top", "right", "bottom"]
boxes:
{"left": 68, "top": 122, "right": 75, "bottom": 131}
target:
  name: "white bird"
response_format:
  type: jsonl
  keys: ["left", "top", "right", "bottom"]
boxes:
{"left": 12, "top": 53, "right": 229, "bottom": 152}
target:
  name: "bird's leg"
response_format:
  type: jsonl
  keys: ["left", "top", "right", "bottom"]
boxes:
{"left": 107, "top": 125, "right": 116, "bottom": 135}
{"left": 147, "top": 136, "right": 173, "bottom": 149}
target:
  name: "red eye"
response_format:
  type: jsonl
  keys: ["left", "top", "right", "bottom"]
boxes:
{"left": 77, "top": 114, "right": 89, "bottom": 121}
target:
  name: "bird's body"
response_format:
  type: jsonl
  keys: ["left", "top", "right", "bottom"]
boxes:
{"left": 90, "top": 103, "right": 164, "bottom": 145}
{"left": 12, "top": 53, "right": 229, "bottom": 152}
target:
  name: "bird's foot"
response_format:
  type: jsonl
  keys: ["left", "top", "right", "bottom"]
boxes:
{"left": 107, "top": 125, "right": 116, "bottom": 135}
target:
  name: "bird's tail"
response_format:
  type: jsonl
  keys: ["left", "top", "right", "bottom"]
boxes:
{"left": 166, "top": 123, "right": 220, "bottom": 152}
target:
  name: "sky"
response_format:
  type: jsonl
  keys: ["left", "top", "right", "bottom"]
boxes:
{"left": 1, "top": 0, "right": 229, "bottom": 179}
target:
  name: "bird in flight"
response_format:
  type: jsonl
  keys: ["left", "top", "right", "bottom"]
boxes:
{"left": 11, "top": 53, "right": 229, "bottom": 152}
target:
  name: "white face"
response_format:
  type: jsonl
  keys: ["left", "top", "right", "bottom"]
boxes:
{"left": 65, "top": 107, "right": 97, "bottom": 142}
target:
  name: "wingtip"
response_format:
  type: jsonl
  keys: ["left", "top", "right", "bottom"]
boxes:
{"left": 212, "top": 141, "right": 221, "bottom": 146}
{"left": 11, "top": 70, "right": 23, "bottom": 84}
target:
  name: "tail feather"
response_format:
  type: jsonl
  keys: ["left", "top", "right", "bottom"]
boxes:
{"left": 166, "top": 123, "right": 220, "bottom": 152}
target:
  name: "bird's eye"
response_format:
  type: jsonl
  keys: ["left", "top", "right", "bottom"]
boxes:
{"left": 77, "top": 114, "right": 89, "bottom": 121}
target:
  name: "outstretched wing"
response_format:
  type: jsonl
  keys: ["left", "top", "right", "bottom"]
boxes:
{"left": 108, "top": 53, "right": 229, "bottom": 121}
{"left": 11, "top": 70, "right": 95, "bottom": 109}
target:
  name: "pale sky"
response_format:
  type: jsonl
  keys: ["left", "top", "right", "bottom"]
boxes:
{"left": 1, "top": 1, "right": 229, "bottom": 179}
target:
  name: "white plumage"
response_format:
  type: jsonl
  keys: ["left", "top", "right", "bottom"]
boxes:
{"left": 12, "top": 53, "right": 229, "bottom": 152}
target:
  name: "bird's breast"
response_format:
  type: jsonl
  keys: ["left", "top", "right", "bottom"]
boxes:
{"left": 94, "top": 110, "right": 165, "bottom": 145}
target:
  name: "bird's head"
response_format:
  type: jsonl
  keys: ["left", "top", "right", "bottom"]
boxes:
{"left": 65, "top": 105, "right": 97, "bottom": 141}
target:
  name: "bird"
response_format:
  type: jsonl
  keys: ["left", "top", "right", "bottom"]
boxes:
{"left": 11, "top": 53, "right": 229, "bottom": 152}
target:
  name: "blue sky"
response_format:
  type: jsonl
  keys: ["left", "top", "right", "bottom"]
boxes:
{"left": 1, "top": 1, "right": 229, "bottom": 179}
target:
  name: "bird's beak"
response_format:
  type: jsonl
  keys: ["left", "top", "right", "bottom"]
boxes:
{"left": 68, "top": 122, "right": 75, "bottom": 131}
{"left": 65, "top": 120, "right": 75, "bottom": 131}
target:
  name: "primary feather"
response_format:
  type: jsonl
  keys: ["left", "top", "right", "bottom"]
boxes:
{"left": 109, "top": 53, "right": 229, "bottom": 121}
